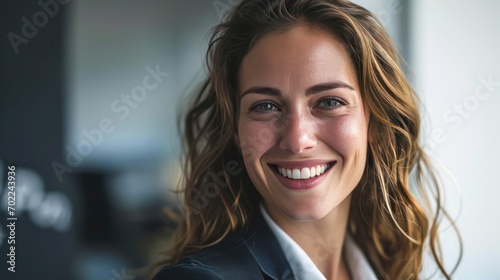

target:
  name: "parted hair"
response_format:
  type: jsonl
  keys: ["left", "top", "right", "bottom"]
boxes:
{"left": 150, "top": 0, "right": 461, "bottom": 279}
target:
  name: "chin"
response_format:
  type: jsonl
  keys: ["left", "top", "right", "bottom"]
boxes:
{"left": 279, "top": 201, "right": 332, "bottom": 222}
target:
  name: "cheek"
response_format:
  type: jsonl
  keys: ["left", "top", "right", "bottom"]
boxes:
{"left": 237, "top": 119, "right": 281, "bottom": 162}
{"left": 321, "top": 116, "right": 368, "bottom": 157}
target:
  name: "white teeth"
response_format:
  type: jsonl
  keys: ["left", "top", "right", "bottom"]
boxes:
{"left": 301, "top": 168, "right": 310, "bottom": 179}
{"left": 277, "top": 164, "right": 330, "bottom": 180}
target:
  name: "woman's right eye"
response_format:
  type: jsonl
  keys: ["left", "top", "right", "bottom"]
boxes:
{"left": 249, "top": 101, "right": 280, "bottom": 113}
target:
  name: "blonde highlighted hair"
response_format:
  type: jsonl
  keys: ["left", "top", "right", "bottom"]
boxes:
{"left": 151, "top": 0, "right": 461, "bottom": 279}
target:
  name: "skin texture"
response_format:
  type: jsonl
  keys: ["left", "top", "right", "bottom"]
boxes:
{"left": 236, "top": 25, "right": 370, "bottom": 279}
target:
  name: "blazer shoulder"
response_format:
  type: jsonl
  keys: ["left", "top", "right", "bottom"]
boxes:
{"left": 152, "top": 233, "right": 264, "bottom": 280}
{"left": 152, "top": 258, "right": 223, "bottom": 280}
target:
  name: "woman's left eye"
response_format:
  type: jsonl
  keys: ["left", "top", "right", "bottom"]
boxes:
{"left": 316, "top": 97, "right": 345, "bottom": 109}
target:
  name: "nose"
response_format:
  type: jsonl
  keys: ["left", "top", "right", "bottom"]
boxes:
{"left": 279, "top": 113, "right": 317, "bottom": 153}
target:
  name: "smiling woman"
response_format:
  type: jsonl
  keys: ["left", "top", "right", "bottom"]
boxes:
{"left": 237, "top": 26, "right": 368, "bottom": 226}
{"left": 150, "top": 0, "right": 460, "bottom": 279}
{"left": 237, "top": 27, "right": 368, "bottom": 280}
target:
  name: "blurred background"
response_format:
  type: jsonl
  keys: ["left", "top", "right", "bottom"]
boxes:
{"left": 0, "top": 0, "right": 498, "bottom": 279}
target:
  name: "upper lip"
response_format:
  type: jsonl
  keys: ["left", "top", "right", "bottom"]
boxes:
{"left": 268, "top": 160, "right": 335, "bottom": 169}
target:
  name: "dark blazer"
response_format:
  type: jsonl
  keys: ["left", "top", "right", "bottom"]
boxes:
{"left": 152, "top": 211, "right": 295, "bottom": 280}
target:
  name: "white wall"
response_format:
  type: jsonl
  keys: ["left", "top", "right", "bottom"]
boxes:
{"left": 412, "top": 1, "right": 500, "bottom": 278}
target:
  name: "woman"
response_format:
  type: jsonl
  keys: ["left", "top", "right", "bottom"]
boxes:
{"left": 151, "top": 0, "right": 461, "bottom": 279}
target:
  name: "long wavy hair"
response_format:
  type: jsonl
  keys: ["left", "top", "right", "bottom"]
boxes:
{"left": 151, "top": 0, "right": 461, "bottom": 279}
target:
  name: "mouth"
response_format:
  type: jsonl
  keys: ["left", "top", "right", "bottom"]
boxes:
{"left": 269, "top": 162, "right": 334, "bottom": 180}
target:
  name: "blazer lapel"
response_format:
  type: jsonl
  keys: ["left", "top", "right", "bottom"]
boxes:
{"left": 241, "top": 211, "right": 295, "bottom": 280}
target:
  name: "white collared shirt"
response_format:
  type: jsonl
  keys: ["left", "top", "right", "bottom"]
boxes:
{"left": 260, "top": 205, "right": 378, "bottom": 280}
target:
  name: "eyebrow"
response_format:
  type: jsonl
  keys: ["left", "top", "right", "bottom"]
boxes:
{"left": 240, "top": 81, "right": 355, "bottom": 98}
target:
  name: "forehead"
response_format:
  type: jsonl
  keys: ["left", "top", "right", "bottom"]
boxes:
{"left": 238, "top": 25, "right": 359, "bottom": 94}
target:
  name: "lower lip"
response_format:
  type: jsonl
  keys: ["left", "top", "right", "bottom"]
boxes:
{"left": 271, "top": 163, "right": 334, "bottom": 190}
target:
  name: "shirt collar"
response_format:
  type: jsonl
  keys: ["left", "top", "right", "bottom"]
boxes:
{"left": 259, "top": 204, "right": 378, "bottom": 280}
{"left": 343, "top": 234, "right": 378, "bottom": 280}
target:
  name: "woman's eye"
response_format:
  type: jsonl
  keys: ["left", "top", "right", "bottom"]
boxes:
{"left": 316, "top": 98, "right": 345, "bottom": 109}
{"left": 250, "top": 102, "right": 280, "bottom": 113}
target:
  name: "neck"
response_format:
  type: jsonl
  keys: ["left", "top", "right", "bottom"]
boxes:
{"left": 265, "top": 195, "right": 352, "bottom": 279}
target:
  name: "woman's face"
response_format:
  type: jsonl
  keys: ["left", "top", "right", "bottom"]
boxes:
{"left": 236, "top": 25, "right": 369, "bottom": 221}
